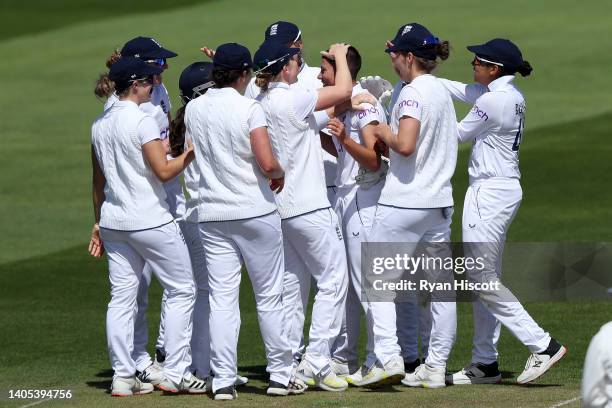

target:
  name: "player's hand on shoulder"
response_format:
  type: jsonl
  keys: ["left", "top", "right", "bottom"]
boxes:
{"left": 88, "top": 223, "right": 104, "bottom": 258}
{"left": 351, "top": 93, "right": 377, "bottom": 111}
{"left": 269, "top": 176, "right": 284, "bottom": 194}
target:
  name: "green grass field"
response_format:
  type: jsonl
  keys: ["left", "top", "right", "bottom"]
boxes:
{"left": 1, "top": 0, "right": 611, "bottom": 407}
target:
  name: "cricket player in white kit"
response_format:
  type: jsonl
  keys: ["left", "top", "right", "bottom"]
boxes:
{"left": 186, "top": 43, "right": 298, "bottom": 400}
{"left": 244, "top": 21, "right": 338, "bottom": 206}
{"left": 367, "top": 23, "right": 459, "bottom": 389}
{"left": 99, "top": 37, "right": 183, "bottom": 384}
{"left": 582, "top": 322, "right": 612, "bottom": 407}
{"left": 253, "top": 39, "right": 352, "bottom": 391}
{"left": 439, "top": 38, "right": 567, "bottom": 385}
{"left": 315, "top": 46, "right": 388, "bottom": 381}
{"left": 89, "top": 57, "right": 203, "bottom": 396}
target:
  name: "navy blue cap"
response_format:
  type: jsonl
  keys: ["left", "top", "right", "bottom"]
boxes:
{"left": 108, "top": 56, "right": 163, "bottom": 83}
{"left": 254, "top": 39, "right": 300, "bottom": 75}
{"left": 385, "top": 23, "right": 440, "bottom": 60}
{"left": 213, "top": 43, "right": 253, "bottom": 70}
{"left": 121, "top": 36, "right": 178, "bottom": 60}
{"left": 179, "top": 62, "right": 214, "bottom": 101}
{"left": 264, "top": 21, "right": 301, "bottom": 45}
{"left": 467, "top": 38, "right": 524, "bottom": 71}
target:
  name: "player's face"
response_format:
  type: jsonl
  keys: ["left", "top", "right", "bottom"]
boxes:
{"left": 390, "top": 51, "right": 410, "bottom": 82}
{"left": 471, "top": 57, "right": 497, "bottom": 86}
{"left": 318, "top": 58, "right": 335, "bottom": 87}
{"left": 134, "top": 77, "right": 154, "bottom": 103}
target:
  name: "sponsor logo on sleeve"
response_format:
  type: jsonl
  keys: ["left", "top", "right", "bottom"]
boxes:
{"left": 471, "top": 105, "right": 489, "bottom": 121}
{"left": 398, "top": 99, "right": 419, "bottom": 109}
{"left": 357, "top": 106, "right": 380, "bottom": 120}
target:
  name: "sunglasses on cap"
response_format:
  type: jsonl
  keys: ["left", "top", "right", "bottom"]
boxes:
{"left": 130, "top": 75, "right": 154, "bottom": 85}
{"left": 472, "top": 56, "right": 504, "bottom": 67}
{"left": 146, "top": 58, "right": 166, "bottom": 67}
{"left": 254, "top": 52, "right": 301, "bottom": 75}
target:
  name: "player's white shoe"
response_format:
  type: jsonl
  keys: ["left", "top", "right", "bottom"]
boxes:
{"left": 517, "top": 338, "right": 567, "bottom": 384}
{"left": 294, "top": 359, "right": 348, "bottom": 392}
{"left": 266, "top": 377, "right": 307, "bottom": 396}
{"left": 401, "top": 363, "right": 446, "bottom": 388}
{"left": 352, "top": 355, "right": 405, "bottom": 387}
{"left": 214, "top": 386, "right": 237, "bottom": 400}
{"left": 157, "top": 374, "right": 207, "bottom": 394}
{"left": 446, "top": 362, "right": 502, "bottom": 385}
{"left": 137, "top": 364, "right": 164, "bottom": 386}
{"left": 110, "top": 376, "right": 154, "bottom": 397}
{"left": 235, "top": 375, "right": 249, "bottom": 386}
{"left": 331, "top": 358, "right": 350, "bottom": 378}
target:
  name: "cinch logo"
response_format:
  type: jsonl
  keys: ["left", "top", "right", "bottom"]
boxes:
{"left": 402, "top": 25, "right": 413, "bottom": 35}
{"left": 269, "top": 24, "right": 278, "bottom": 36}
{"left": 398, "top": 99, "right": 419, "bottom": 109}
{"left": 471, "top": 105, "right": 489, "bottom": 121}
{"left": 357, "top": 106, "right": 379, "bottom": 119}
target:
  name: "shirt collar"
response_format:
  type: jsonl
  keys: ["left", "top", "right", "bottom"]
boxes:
{"left": 488, "top": 75, "right": 515, "bottom": 91}
{"left": 207, "top": 87, "right": 240, "bottom": 96}
{"left": 268, "top": 82, "right": 291, "bottom": 90}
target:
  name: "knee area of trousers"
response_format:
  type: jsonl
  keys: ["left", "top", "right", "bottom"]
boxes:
{"left": 165, "top": 285, "right": 196, "bottom": 301}
{"left": 255, "top": 292, "right": 283, "bottom": 311}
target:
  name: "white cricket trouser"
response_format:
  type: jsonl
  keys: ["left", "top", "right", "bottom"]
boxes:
{"left": 463, "top": 178, "right": 550, "bottom": 362}
{"left": 396, "top": 298, "right": 431, "bottom": 362}
{"left": 181, "top": 220, "right": 210, "bottom": 377}
{"left": 330, "top": 183, "right": 382, "bottom": 371}
{"left": 282, "top": 208, "right": 349, "bottom": 374}
{"left": 369, "top": 205, "right": 457, "bottom": 368}
{"left": 101, "top": 221, "right": 195, "bottom": 384}
{"left": 132, "top": 264, "right": 168, "bottom": 372}
{"left": 198, "top": 211, "right": 292, "bottom": 392}
{"left": 582, "top": 322, "right": 612, "bottom": 408}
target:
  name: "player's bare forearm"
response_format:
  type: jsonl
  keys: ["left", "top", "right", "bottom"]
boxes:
{"left": 341, "top": 136, "right": 379, "bottom": 171}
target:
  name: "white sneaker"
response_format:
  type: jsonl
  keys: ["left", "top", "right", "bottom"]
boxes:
{"left": 331, "top": 359, "right": 350, "bottom": 378}
{"left": 446, "top": 362, "right": 501, "bottom": 385}
{"left": 158, "top": 374, "right": 207, "bottom": 394}
{"left": 235, "top": 375, "right": 249, "bottom": 386}
{"left": 346, "top": 366, "right": 365, "bottom": 386}
{"left": 288, "top": 376, "right": 308, "bottom": 394}
{"left": 111, "top": 376, "right": 154, "bottom": 397}
{"left": 352, "top": 356, "right": 405, "bottom": 387}
{"left": 401, "top": 363, "right": 446, "bottom": 388}
{"left": 137, "top": 364, "right": 164, "bottom": 386}
{"left": 294, "top": 359, "right": 348, "bottom": 392}
{"left": 517, "top": 339, "right": 567, "bottom": 384}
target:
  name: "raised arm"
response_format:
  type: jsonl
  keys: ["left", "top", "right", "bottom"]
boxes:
{"left": 438, "top": 78, "right": 488, "bottom": 104}
{"left": 457, "top": 93, "right": 497, "bottom": 143}
{"left": 315, "top": 43, "right": 353, "bottom": 111}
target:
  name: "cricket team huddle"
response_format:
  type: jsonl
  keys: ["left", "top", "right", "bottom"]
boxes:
{"left": 89, "top": 20, "right": 567, "bottom": 400}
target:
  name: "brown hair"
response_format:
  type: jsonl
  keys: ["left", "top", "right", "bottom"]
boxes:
{"left": 412, "top": 40, "right": 450, "bottom": 73}
{"left": 94, "top": 49, "right": 122, "bottom": 99}
{"left": 212, "top": 68, "right": 249, "bottom": 88}
{"left": 255, "top": 72, "right": 275, "bottom": 92}
{"left": 169, "top": 105, "right": 187, "bottom": 157}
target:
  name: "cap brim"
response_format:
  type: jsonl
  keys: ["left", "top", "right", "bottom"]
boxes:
{"left": 143, "top": 48, "right": 178, "bottom": 59}
{"left": 466, "top": 44, "right": 491, "bottom": 56}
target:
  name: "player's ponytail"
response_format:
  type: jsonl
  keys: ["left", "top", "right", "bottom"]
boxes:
{"left": 255, "top": 72, "right": 274, "bottom": 92}
{"left": 169, "top": 105, "right": 187, "bottom": 158}
{"left": 517, "top": 60, "right": 533, "bottom": 77}
{"left": 435, "top": 40, "right": 450, "bottom": 61}
{"left": 94, "top": 49, "right": 122, "bottom": 99}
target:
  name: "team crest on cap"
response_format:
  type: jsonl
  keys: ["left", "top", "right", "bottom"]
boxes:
{"left": 402, "top": 25, "right": 413, "bottom": 35}
{"left": 270, "top": 24, "right": 278, "bottom": 36}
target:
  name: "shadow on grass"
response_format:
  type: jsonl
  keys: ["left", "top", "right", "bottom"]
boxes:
{"left": 86, "top": 369, "right": 112, "bottom": 392}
